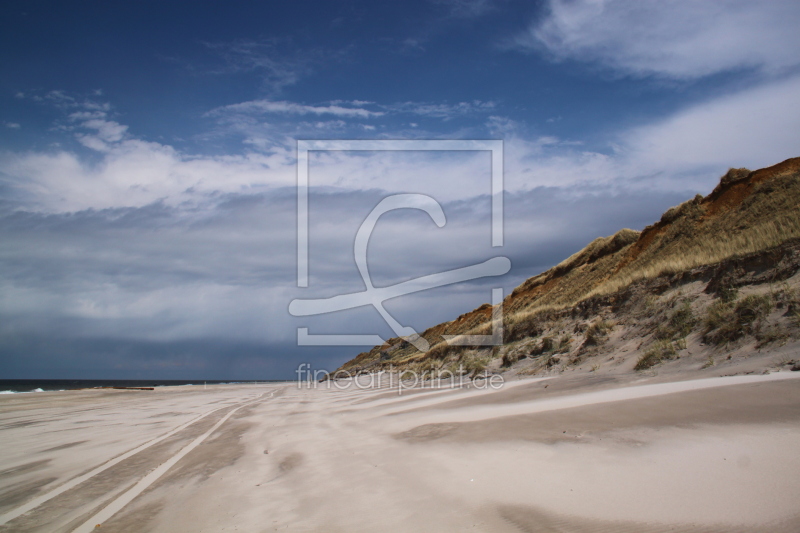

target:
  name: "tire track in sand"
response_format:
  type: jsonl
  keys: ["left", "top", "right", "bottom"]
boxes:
{"left": 0, "top": 391, "right": 263, "bottom": 526}
{"left": 70, "top": 391, "right": 273, "bottom": 533}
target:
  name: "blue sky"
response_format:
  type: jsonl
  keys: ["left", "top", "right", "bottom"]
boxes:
{"left": 1, "top": 0, "right": 799, "bottom": 379}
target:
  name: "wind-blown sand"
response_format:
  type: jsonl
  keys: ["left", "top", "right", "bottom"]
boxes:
{"left": 1, "top": 372, "right": 799, "bottom": 532}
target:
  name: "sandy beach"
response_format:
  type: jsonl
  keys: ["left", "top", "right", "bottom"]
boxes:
{"left": 1, "top": 371, "right": 800, "bottom": 532}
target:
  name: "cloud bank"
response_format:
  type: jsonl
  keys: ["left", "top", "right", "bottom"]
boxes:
{"left": 518, "top": 0, "right": 800, "bottom": 79}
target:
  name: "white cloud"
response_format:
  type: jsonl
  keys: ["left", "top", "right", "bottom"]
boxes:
{"left": 5, "top": 73, "right": 798, "bottom": 214}
{"left": 4, "top": 122, "right": 20, "bottom": 129}
{"left": 209, "top": 99, "right": 384, "bottom": 118}
{"left": 43, "top": 89, "right": 76, "bottom": 105}
{"left": 329, "top": 99, "right": 374, "bottom": 106}
{"left": 74, "top": 118, "right": 129, "bottom": 151}
{"left": 501, "top": 74, "right": 800, "bottom": 193}
{"left": 0, "top": 93, "right": 306, "bottom": 211}
{"left": 210, "top": 98, "right": 496, "bottom": 125}
{"left": 518, "top": 0, "right": 800, "bottom": 79}
{"left": 502, "top": 141, "right": 619, "bottom": 191}
{"left": 204, "top": 99, "right": 498, "bottom": 151}
{"left": 306, "top": 149, "right": 493, "bottom": 202}
{"left": 0, "top": 139, "right": 296, "bottom": 212}
{"left": 622, "top": 74, "right": 800, "bottom": 175}
{"left": 389, "top": 100, "right": 496, "bottom": 118}
{"left": 401, "top": 37, "right": 426, "bottom": 53}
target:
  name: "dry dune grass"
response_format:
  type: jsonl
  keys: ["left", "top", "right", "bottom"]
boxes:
{"left": 338, "top": 157, "right": 800, "bottom": 373}
{"left": 588, "top": 215, "right": 800, "bottom": 299}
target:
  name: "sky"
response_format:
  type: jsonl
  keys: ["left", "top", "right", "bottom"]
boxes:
{"left": 1, "top": 0, "right": 799, "bottom": 379}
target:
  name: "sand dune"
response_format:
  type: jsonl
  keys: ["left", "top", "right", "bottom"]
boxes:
{"left": 1, "top": 372, "right": 799, "bottom": 532}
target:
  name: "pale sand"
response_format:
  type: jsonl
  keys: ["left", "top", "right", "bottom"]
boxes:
{"left": 1, "top": 373, "right": 799, "bottom": 532}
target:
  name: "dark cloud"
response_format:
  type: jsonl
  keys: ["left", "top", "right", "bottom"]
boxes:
{"left": 0, "top": 183, "right": 689, "bottom": 377}
{"left": 0, "top": 334, "right": 352, "bottom": 381}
